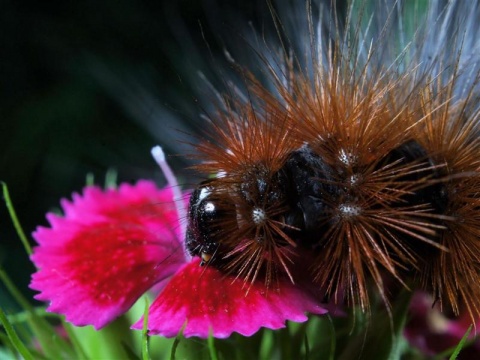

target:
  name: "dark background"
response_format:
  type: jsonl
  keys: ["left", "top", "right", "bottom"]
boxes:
{"left": 0, "top": 0, "right": 349, "bottom": 309}
{"left": 0, "top": 0, "right": 283, "bottom": 309}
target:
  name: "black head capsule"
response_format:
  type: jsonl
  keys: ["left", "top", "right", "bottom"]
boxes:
{"left": 185, "top": 170, "right": 298, "bottom": 268}
{"left": 185, "top": 183, "right": 231, "bottom": 265}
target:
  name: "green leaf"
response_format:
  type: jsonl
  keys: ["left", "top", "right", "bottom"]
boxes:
{"left": 304, "top": 333, "right": 310, "bottom": 360}
{"left": 0, "top": 332, "right": 18, "bottom": 358}
{"left": 449, "top": 325, "right": 473, "bottom": 360}
{"left": 62, "top": 321, "right": 88, "bottom": 360}
{"left": 0, "top": 268, "right": 75, "bottom": 359}
{"left": 4, "top": 308, "right": 56, "bottom": 325}
{"left": 207, "top": 332, "right": 219, "bottom": 360}
{"left": 170, "top": 335, "right": 181, "bottom": 360}
{"left": 1, "top": 182, "right": 78, "bottom": 358}
{"left": 326, "top": 315, "right": 336, "bottom": 360}
{"left": 69, "top": 316, "right": 137, "bottom": 359}
{"left": 338, "top": 290, "right": 413, "bottom": 360}
{"left": 121, "top": 341, "right": 142, "bottom": 360}
{"left": 258, "top": 329, "right": 274, "bottom": 360}
{"left": 0, "top": 307, "right": 34, "bottom": 360}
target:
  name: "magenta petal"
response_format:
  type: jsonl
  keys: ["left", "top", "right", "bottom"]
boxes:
{"left": 133, "top": 258, "right": 327, "bottom": 338}
{"left": 30, "top": 180, "right": 187, "bottom": 329}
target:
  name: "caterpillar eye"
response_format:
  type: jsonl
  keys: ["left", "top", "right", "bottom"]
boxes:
{"left": 185, "top": 182, "right": 236, "bottom": 262}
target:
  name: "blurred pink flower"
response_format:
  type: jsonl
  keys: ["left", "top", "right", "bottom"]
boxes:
{"left": 405, "top": 291, "right": 480, "bottom": 357}
{"left": 30, "top": 178, "right": 326, "bottom": 338}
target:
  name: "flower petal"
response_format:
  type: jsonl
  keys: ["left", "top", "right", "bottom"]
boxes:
{"left": 133, "top": 258, "right": 327, "bottom": 338}
{"left": 30, "top": 180, "right": 187, "bottom": 329}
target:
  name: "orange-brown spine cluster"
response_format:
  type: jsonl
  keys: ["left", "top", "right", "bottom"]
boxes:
{"left": 188, "top": 0, "right": 480, "bottom": 319}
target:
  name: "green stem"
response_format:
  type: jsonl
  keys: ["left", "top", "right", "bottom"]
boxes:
{"left": 1, "top": 182, "right": 33, "bottom": 256}
{"left": 142, "top": 297, "right": 150, "bottom": 360}
{"left": 208, "top": 333, "right": 219, "bottom": 360}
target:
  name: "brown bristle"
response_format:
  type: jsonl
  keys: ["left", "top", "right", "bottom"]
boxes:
{"left": 185, "top": 0, "right": 480, "bottom": 322}
{"left": 193, "top": 84, "right": 301, "bottom": 177}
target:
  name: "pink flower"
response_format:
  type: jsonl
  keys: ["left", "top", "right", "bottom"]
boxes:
{"left": 404, "top": 292, "right": 480, "bottom": 357}
{"left": 30, "top": 153, "right": 326, "bottom": 338}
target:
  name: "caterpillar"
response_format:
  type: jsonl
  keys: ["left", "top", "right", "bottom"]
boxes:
{"left": 183, "top": 0, "right": 480, "bottom": 320}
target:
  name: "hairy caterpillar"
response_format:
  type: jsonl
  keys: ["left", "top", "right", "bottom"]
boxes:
{"left": 184, "top": 0, "right": 480, "bottom": 320}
